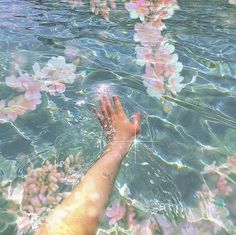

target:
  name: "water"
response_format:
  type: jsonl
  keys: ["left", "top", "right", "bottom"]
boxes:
{"left": 0, "top": 0, "right": 236, "bottom": 234}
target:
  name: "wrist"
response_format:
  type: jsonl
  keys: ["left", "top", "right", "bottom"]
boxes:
{"left": 108, "top": 138, "right": 134, "bottom": 156}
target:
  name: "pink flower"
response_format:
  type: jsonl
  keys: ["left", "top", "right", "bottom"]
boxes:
{"left": 105, "top": 202, "right": 126, "bottom": 225}
{"left": 33, "top": 56, "right": 77, "bottom": 95}
{"left": 6, "top": 96, "right": 27, "bottom": 121}
{"left": 7, "top": 95, "right": 41, "bottom": 121}
{"left": 6, "top": 72, "right": 42, "bottom": 101}
{"left": 39, "top": 193, "right": 47, "bottom": 203}
{"left": 47, "top": 81, "right": 66, "bottom": 96}
{"left": 134, "top": 22, "right": 163, "bottom": 46}
{"left": 31, "top": 196, "right": 41, "bottom": 208}
{"left": 142, "top": 64, "right": 165, "bottom": 98}
{"left": 125, "top": 0, "right": 149, "bottom": 21}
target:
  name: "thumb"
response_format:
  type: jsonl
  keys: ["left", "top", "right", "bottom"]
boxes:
{"left": 131, "top": 112, "right": 141, "bottom": 128}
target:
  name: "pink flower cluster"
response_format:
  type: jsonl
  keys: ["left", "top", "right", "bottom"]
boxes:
{"left": 126, "top": 0, "right": 187, "bottom": 99}
{"left": 13, "top": 154, "right": 84, "bottom": 234}
{"left": 22, "top": 161, "right": 65, "bottom": 215}
{"left": 106, "top": 202, "right": 126, "bottom": 225}
{"left": 0, "top": 56, "right": 78, "bottom": 124}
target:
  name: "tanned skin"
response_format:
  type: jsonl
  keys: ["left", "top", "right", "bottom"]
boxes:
{"left": 36, "top": 95, "right": 141, "bottom": 235}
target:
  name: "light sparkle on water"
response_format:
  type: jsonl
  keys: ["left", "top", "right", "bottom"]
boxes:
{"left": 96, "top": 83, "right": 111, "bottom": 94}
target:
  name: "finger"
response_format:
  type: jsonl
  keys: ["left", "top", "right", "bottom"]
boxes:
{"left": 104, "top": 95, "right": 115, "bottom": 117}
{"left": 131, "top": 112, "right": 142, "bottom": 129}
{"left": 99, "top": 96, "right": 108, "bottom": 118}
{"left": 93, "top": 108, "right": 104, "bottom": 124}
{"left": 112, "top": 95, "right": 125, "bottom": 116}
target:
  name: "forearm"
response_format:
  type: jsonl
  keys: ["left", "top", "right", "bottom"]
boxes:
{"left": 35, "top": 141, "right": 131, "bottom": 235}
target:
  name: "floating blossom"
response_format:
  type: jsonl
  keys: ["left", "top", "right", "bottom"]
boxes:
{"left": 2, "top": 71, "right": 43, "bottom": 123}
{"left": 127, "top": 0, "right": 187, "bottom": 99}
{"left": 0, "top": 95, "right": 41, "bottom": 122}
{"left": 125, "top": 0, "right": 149, "bottom": 21}
{"left": 33, "top": 56, "right": 77, "bottom": 85}
{"left": 1, "top": 56, "right": 78, "bottom": 124}
{"left": 134, "top": 22, "right": 164, "bottom": 46}
{"left": 143, "top": 65, "right": 165, "bottom": 98}
{"left": 168, "top": 75, "right": 185, "bottom": 95}
{"left": 6, "top": 72, "right": 42, "bottom": 101}
{"left": 33, "top": 56, "right": 77, "bottom": 95}
{"left": 105, "top": 202, "right": 126, "bottom": 225}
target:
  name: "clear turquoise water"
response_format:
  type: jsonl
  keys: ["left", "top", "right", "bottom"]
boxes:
{"left": 1, "top": 0, "right": 236, "bottom": 234}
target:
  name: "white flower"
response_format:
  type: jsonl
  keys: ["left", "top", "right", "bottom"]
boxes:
{"left": 168, "top": 75, "right": 185, "bottom": 95}
{"left": 33, "top": 56, "right": 77, "bottom": 84}
{"left": 162, "top": 43, "right": 175, "bottom": 54}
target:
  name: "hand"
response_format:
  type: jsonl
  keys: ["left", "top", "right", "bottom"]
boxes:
{"left": 93, "top": 95, "right": 141, "bottom": 144}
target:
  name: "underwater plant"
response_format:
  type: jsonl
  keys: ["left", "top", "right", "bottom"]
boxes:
{"left": 0, "top": 153, "right": 84, "bottom": 234}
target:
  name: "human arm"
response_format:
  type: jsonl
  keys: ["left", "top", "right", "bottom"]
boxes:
{"left": 35, "top": 95, "right": 141, "bottom": 235}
